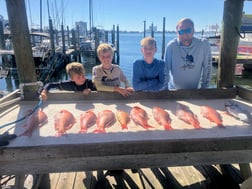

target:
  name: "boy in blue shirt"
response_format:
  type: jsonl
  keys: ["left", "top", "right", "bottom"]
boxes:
{"left": 132, "top": 36, "right": 165, "bottom": 92}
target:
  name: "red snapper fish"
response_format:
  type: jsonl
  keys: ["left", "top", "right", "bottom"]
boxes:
{"left": 176, "top": 104, "right": 202, "bottom": 129}
{"left": 54, "top": 109, "right": 76, "bottom": 136}
{"left": 130, "top": 106, "right": 153, "bottom": 129}
{"left": 152, "top": 106, "right": 173, "bottom": 130}
{"left": 79, "top": 110, "right": 97, "bottom": 133}
{"left": 19, "top": 109, "right": 48, "bottom": 136}
{"left": 200, "top": 106, "right": 224, "bottom": 127}
{"left": 93, "top": 110, "right": 116, "bottom": 133}
{"left": 116, "top": 110, "right": 130, "bottom": 130}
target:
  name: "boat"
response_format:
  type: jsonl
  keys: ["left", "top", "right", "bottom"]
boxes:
{"left": 0, "top": 31, "right": 71, "bottom": 82}
{"left": 0, "top": 65, "right": 9, "bottom": 79}
{"left": 208, "top": 14, "right": 252, "bottom": 72}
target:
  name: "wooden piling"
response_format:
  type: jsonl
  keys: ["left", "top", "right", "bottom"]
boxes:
{"left": 151, "top": 23, "right": 154, "bottom": 38}
{"left": 162, "top": 17, "right": 166, "bottom": 60}
{"left": 5, "top": 0, "right": 36, "bottom": 84}
{"left": 0, "top": 20, "right": 6, "bottom": 49}
{"left": 143, "top": 20, "right": 146, "bottom": 38}
{"left": 49, "top": 18, "right": 55, "bottom": 56}
{"left": 217, "top": 0, "right": 244, "bottom": 88}
{"left": 112, "top": 25, "right": 115, "bottom": 46}
{"left": 116, "top": 25, "right": 120, "bottom": 64}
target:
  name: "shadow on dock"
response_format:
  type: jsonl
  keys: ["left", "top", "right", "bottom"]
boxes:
{"left": 27, "top": 164, "right": 245, "bottom": 189}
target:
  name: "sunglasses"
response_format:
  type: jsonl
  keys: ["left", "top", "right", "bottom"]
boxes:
{"left": 177, "top": 28, "right": 192, "bottom": 35}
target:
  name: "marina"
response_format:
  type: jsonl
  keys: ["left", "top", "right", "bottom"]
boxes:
{"left": 1, "top": 0, "right": 252, "bottom": 188}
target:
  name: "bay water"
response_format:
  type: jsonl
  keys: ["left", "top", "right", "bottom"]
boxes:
{"left": 0, "top": 32, "right": 252, "bottom": 94}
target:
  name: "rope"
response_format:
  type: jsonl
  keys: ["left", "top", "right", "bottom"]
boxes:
{"left": 0, "top": 97, "right": 43, "bottom": 130}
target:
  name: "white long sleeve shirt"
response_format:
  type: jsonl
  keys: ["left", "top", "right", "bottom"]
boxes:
{"left": 92, "top": 64, "right": 130, "bottom": 92}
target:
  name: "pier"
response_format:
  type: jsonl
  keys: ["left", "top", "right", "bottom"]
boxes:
{"left": 1, "top": 0, "right": 252, "bottom": 188}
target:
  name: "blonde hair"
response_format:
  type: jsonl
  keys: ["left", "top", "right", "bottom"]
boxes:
{"left": 66, "top": 62, "right": 85, "bottom": 78}
{"left": 96, "top": 43, "right": 114, "bottom": 56}
{"left": 140, "top": 36, "right": 156, "bottom": 48}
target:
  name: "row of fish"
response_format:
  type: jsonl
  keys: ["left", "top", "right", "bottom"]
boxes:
{"left": 18, "top": 100, "right": 252, "bottom": 137}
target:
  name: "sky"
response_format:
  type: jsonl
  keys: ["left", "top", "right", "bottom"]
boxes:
{"left": 0, "top": 0, "right": 252, "bottom": 32}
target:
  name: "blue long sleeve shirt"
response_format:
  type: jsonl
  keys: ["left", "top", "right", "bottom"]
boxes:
{"left": 132, "top": 58, "right": 165, "bottom": 92}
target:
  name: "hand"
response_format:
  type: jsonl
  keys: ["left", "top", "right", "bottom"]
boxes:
{"left": 40, "top": 90, "right": 48, "bottom": 101}
{"left": 0, "top": 132, "right": 17, "bottom": 146}
{"left": 126, "top": 87, "right": 134, "bottom": 92}
{"left": 83, "top": 88, "right": 91, "bottom": 95}
{"left": 114, "top": 87, "right": 132, "bottom": 97}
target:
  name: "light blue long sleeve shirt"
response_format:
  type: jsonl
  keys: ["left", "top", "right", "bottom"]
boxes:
{"left": 132, "top": 58, "right": 165, "bottom": 92}
{"left": 163, "top": 37, "right": 212, "bottom": 90}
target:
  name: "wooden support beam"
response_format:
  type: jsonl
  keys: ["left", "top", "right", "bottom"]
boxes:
{"left": 5, "top": 0, "right": 36, "bottom": 84}
{"left": 217, "top": 0, "right": 244, "bottom": 88}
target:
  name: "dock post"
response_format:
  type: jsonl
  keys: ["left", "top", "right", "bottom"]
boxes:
{"left": 0, "top": 20, "right": 6, "bottom": 49}
{"left": 112, "top": 25, "right": 115, "bottom": 46}
{"left": 162, "top": 17, "right": 166, "bottom": 60}
{"left": 6, "top": 0, "right": 38, "bottom": 100}
{"left": 67, "top": 26, "right": 70, "bottom": 47}
{"left": 151, "top": 23, "right": 154, "bottom": 38}
{"left": 217, "top": 0, "right": 244, "bottom": 88}
{"left": 143, "top": 20, "right": 146, "bottom": 38}
{"left": 116, "top": 25, "right": 120, "bottom": 65}
{"left": 61, "top": 24, "right": 66, "bottom": 54}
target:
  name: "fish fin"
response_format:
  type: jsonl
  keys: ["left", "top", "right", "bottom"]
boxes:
{"left": 65, "top": 123, "right": 75, "bottom": 130}
{"left": 193, "top": 123, "right": 202, "bottom": 129}
{"left": 55, "top": 131, "right": 66, "bottom": 137}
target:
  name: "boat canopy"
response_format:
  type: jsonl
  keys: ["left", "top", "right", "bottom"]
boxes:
{"left": 240, "top": 25, "right": 252, "bottom": 33}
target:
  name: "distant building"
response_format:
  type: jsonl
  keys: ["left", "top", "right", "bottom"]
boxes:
{"left": 75, "top": 21, "right": 88, "bottom": 38}
{"left": 147, "top": 25, "right": 157, "bottom": 32}
{"left": 0, "top": 15, "right": 9, "bottom": 28}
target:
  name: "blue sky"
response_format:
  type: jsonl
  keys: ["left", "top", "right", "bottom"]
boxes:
{"left": 0, "top": 0, "right": 252, "bottom": 32}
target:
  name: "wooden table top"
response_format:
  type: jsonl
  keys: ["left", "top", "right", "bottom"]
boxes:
{"left": 0, "top": 90, "right": 252, "bottom": 174}
{"left": 1, "top": 98, "right": 251, "bottom": 146}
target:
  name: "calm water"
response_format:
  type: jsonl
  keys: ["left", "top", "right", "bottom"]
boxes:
{"left": 0, "top": 32, "right": 252, "bottom": 93}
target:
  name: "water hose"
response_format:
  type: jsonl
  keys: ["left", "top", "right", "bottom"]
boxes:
{"left": 0, "top": 96, "right": 43, "bottom": 130}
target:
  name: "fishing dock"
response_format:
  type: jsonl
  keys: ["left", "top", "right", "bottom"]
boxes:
{"left": 1, "top": 0, "right": 252, "bottom": 188}
{"left": 0, "top": 87, "right": 252, "bottom": 188}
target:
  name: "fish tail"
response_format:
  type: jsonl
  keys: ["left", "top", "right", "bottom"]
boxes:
{"left": 55, "top": 131, "right": 66, "bottom": 137}
{"left": 192, "top": 121, "right": 202, "bottom": 129}
{"left": 217, "top": 124, "right": 225, "bottom": 128}
{"left": 79, "top": 128, "right": 87, "bottom": 133}
{"left": 93, "top": 129, "right": 106, "bottom": 133}
{"left": 121, "top": 124, "right": 128, "bottom": 130}
{"left": 143, "top": 124, "right": 153, "bottom": 129}
{"left": 164, "top": 124, "right": 173, "bottom": 130}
